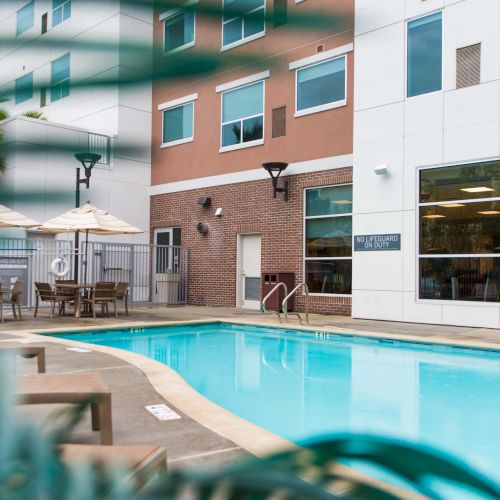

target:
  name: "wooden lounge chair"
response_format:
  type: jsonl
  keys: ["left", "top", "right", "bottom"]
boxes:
{"left": 115, "top": 282, "right": 130, "bottom": 315}
{"left": 0, "top": 343, "right": 46, "bottom": 372}
{"left": 16, "top": 372, "right": 113, "bottom": 445}
{"left": 60, "top": 444, "right": 167, "bottom": 488}
{"left": 34, "top": 282, "right": 72, "bottom": 318}
{"left": 82, "top": 282, "right": 117, "bottom": 318}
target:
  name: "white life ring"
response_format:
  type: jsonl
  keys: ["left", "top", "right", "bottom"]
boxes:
{"left": 50, "top": 257, "right": 70, "bottom": 278}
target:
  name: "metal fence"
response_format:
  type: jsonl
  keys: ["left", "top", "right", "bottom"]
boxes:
{"left": 0, "top": 238, "right": 188, "bottom": 308}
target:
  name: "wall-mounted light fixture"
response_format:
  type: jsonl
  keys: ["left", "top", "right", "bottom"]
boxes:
{"left": 197, "top": 197, "right": 211, "bottom": 207}
{"left": 262, "top": 162, "right": 289, "bottom": 201}
{"left": 196, "top": 222, "right": 209, "bottom": 235}
{"left": 374, "top": 164, "right": 389, "bottom": 176}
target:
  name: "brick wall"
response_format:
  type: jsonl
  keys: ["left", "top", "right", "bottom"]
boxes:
{"left": 151, "top": 167, "right": 353, "bottom": 315}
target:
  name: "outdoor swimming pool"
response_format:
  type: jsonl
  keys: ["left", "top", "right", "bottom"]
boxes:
{"left": 55, "top": 322, "right": 500, "bottom": 479}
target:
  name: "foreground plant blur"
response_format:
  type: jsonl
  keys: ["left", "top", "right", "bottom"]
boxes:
{"left": 2, "top": 354, "right": 500, "bottom": 499}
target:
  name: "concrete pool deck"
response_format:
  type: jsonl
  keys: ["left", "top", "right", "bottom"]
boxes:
{"left": 1, "top": 304, "right": 500, "bottom": 495}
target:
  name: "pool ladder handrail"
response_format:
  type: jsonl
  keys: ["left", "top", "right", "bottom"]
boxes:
{"left": 282, "top": 283, "right": 309, "bottom": 325}
{"left": 261, "top": 282, "right": 288, "bottom": 322}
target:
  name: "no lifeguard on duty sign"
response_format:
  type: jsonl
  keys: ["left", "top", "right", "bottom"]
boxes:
{"left": 354, "top": 234, "right": 401, "bottom": 252}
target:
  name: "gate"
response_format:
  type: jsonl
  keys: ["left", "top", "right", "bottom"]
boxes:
{"left": 0, "top": 238, "right": 188, "bottom": 307}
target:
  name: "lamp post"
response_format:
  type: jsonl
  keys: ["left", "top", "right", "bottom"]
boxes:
{"left": 73, "top": 153, "right": 101, "bottom": 281}
{"left": 262, "top": 162, "right": 289, "bottom": 201}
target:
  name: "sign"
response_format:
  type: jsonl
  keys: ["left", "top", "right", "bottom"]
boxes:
{"left": 0, "top": 257, "right": 30, "bottom": 306}
{"left": 354, "top": 234, "right": 401, "bottom": 252}
{"left": 145, "top": 404, "right": 181, "bottom": 421}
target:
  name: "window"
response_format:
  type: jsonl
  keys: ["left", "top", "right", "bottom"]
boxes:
{"left": 16, "top": 1, "right": 34, "bottom": 35}
{"left": 296, "top": 56, "right": 346, "bottom": 116}
{"left": 162, "top": 102, "right": 194, "bottom": 147}
{"left": 221, "top": 81, "right": 264, "bottom": 150}
{"left": 419, "top": 160, "right": 500, "bottom": 302}
{"left": 15, "top": 73, "right": 33, "bottom": 104}
{"left": 163, "top": 10, "right": 195, "bottom": 53}
{"left": 304, "top": 185, "right": 353, "bottom": 295}
{"left": 53, "top": 0, "right": 71, "bottom": 27}
{"left": 51, "top": 53, "right": 70, "bottom": 102}
{"left": 222, "top": 0, "right": 265, "bottom": 49}
{"left": 407, "top": 11, "right": 442, "bottom": 98}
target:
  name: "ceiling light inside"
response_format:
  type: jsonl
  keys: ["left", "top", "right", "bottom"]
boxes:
{"left": 460, "top": 187, "right": 495, "bottom": 193}
{"left": 439, "top": 203, "right": 465, "bottom": 208}
{"left": 423, "top": 214, "right": 446, "bottom": 219}
{"left": 333, "top": 200, "right": 352, "bottom": 205}
{"left": 478, "top": 211, "right": 500, "bottom": 215}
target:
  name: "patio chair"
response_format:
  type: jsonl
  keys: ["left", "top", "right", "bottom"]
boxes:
{"left": 34, "top": 282, "right": 73, "bottom": 318}
{"left": 60, "top": 444, "right": 166, "bottom": 489}
{"left": 55, "top": 279, "right": 77, "bottom": 316}
{"left": 10, "top": 279, "right": 23, "bottom": 321}
{"left": 16, "top": 372, "right": 113, "bottom": 445}
{"left": 115, "top": 282, "right": 130, "bottom": 315}
{"left": 0, "top": 343, "right": 46, "bottom": 372}
{"left": 82, "top": 282, "right": 117, "bottom": 318}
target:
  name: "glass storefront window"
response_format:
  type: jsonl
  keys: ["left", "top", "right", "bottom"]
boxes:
{"left": 419, "top": 160, "right": 500, "bottom": 303}
{"left": 304, "top": 185, "right": 352, "bottom": 295}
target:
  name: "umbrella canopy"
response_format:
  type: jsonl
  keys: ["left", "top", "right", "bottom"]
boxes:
{"left": 38, "top": 203, "right": 143, "bottom": 235}
{"left": 0, "top": 204, "right": 40, "bottom": 228}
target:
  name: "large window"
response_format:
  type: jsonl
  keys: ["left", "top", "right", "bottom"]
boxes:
{"left": 53, "top": 0, "right": 71, "bottom": 26}
{"left": 163, "top": 9, "right": 195, "bottom": 54}
{"left": 222, "top": 0, "right": 265, "bottom": 49}
{"left": 221, "top": 80, "right": 264, "bottom": 150}
{"left": 16, "top": 0, "right": 34, "bottom": 35}
{"left": 304, "top": 185, "right": 352, "bottom": 295}
{"left": 296, "top": 56, "right": 346, "bottom": 116}
{"left": 162, "top": 102, "right": 194, "bottom": 147}
{"left": 51, "top": 53, "right": 70, "bottom": 102}
{"left": 15, "top": 73, "right": 33, "bottom": 104}
{"left": 407, "top": 11, "right": 442, "bottom": 98}
{"left": 419, "top": 160, "right": 500, "bottom": 302}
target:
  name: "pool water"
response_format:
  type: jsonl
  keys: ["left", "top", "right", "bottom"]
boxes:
{"left": 56, "top": 322, "right": 500, "bottom": 479}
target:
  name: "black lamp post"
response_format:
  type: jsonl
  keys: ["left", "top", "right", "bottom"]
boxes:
{"left": 73, "top": 153, "right": 101, "bottom": 281}
{"left": 262, "top": 162, "right": 289, "bottom": 201}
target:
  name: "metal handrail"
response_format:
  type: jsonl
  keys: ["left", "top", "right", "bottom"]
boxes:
{"left": 282, "top": 283, "right": 309, "bottom": 324}
{"left": 261, "top": 282, "right": 288, "bottom": 321}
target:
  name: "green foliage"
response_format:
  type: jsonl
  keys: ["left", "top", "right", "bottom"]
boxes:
{"left": 20, "top": 110, "right": 47, "bottom": 121}
{"left": 2, "top": 353, "right": 500, "bottom": 499}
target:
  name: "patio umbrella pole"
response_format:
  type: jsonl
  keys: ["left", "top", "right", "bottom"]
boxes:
{"left": 84, "top": 229, "right": 89, "bottom": 286}
{"left": 74, "top": 230, "right": 80, "bottom": 283}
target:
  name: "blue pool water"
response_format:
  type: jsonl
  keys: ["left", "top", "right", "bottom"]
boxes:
{"left": 55, "top": 322, "right": 500, "bottom": 479}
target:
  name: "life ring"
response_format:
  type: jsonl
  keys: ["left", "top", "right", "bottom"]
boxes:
{"left": 50, "top": 257, "right": 70, "bottom": 278}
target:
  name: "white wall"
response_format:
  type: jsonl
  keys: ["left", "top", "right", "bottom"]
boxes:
{"left": 353, "top": 0, "right": 500, "bottom": 328}
{"left": 0, "top": 0, "right": 152, "bottom": 243}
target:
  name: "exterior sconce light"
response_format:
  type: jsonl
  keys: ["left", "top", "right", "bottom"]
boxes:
{"left": 374, "top": 164, "right": 389, "bottom": 176}
{"left": 262, "top": 162, "right": 289, "bottom": 201}
{"left": 196, "top": 222, "right": 209, "bottom": 235}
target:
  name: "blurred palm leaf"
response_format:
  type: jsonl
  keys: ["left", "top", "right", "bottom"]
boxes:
{"left": 21, "top": 110, "right": 47, "bottom": 120}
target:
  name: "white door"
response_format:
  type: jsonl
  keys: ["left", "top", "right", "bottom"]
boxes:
{"left": 239, "top": 234, "right": 261, "bottom": 310}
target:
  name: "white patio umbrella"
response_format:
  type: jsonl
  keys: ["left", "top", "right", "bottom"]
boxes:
{"left": 39, "top": 202, "right": 143, "bottom": 283}
{"left": 0, "top": 204, "right": 40, "bottom": 228}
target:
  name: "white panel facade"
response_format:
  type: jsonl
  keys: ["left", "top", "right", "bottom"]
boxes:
{"left": 0, "top": 0, "right": 152, "bottom": 242}
{"left": 353, "top": 0, "right": 500, "bottom": 327}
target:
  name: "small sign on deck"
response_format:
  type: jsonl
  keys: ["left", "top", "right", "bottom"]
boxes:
{"left": 354, "top": 234, "right": 401, "bottom": 251}
{"left": 145, "top": 404, "right": 181, "bottom": 421}
{"left": 66, "top": 347, "right": 92, "bottom": 353}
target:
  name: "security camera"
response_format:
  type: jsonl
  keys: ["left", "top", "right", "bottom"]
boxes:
{"left": 374, "top": 164, "right": 389, "bottom": 176}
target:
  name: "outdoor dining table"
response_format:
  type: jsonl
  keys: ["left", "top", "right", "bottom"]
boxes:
{"left": 55, "top": 283, "right": 95, "bottom": 318}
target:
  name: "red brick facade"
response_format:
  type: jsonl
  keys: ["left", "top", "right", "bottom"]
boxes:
{"left": 151, "top": 166, "right": 353, "bottom": 315}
